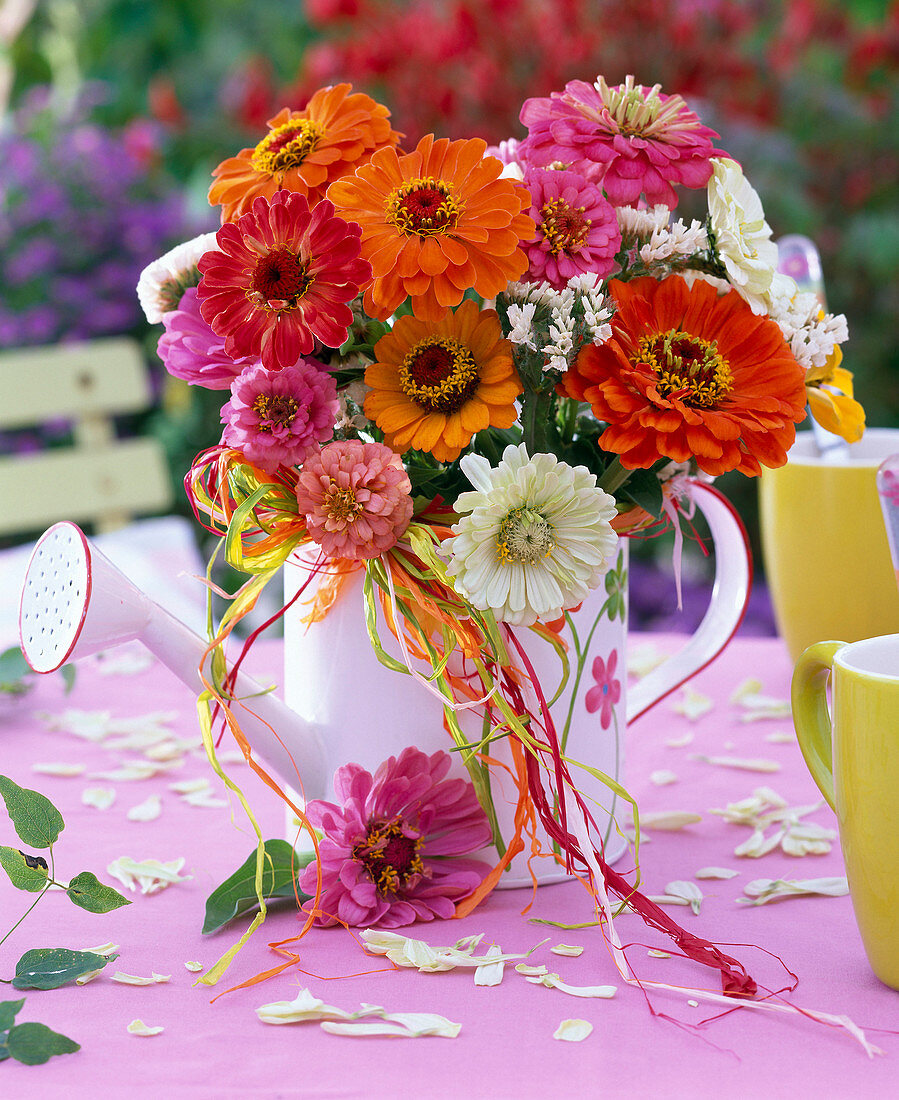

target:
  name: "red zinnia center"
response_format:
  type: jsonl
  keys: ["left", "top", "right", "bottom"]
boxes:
{"left": 398, "top": 336, "right": 479, "bottom": 414}
{"left": 635, "top": 329, "right": 734, "bottom": 408}
{"left": 251, "top": 247, "right": 312, "bottom": 310}
{"left": 540, "top": 198, "right": 591, "bottom": 254}
{"left": 386, "top": 176, "right": 460, "bottom": 237}
{"left": 251, "top": 394, "right": 298, "bottom": 430}
{"left": 353, "top": 817, "right": 424, "bottom": 896}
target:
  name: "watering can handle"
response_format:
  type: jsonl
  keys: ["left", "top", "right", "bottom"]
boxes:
{"left": 626, "top": 481, "right": 752, "bottom": 724}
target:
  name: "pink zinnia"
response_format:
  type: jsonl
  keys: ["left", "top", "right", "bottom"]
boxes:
{"left": 197, "top": 189, "right": 371, "bottom": 371}
{"left": 295, "top": 439, "right": 413, "bottom": 560}
{"left": 156, "top": 287, "right": 250, "bottom": 390}
{"left": 519, "top": 75, "right": 727, "bottom": 208}
{"left": 298, "top": 747, "right": 492, "bottom": 928}
{"left": 522, "top": 168, "right": 621, "bottom": 288}
{"left": 220, "top": 360, "right": 338, "bottom": 473}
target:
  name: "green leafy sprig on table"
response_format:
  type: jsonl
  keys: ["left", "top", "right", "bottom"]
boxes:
{"left": 0, "top": 646, "right": 75, "bottom": 698}
{"left": 0, "top": 776, "right": 131, "bottom": 1065}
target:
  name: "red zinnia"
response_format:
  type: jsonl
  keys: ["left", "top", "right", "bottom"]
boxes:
{"left": 197, "top": 190, "right": 371, "bottom": 371}
{"left": 559, "top": 275, "right": 807, "bottom": 477}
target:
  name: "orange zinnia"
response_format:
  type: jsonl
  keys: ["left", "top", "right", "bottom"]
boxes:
{"left": 364, "top": 299, "right": 522, "bottom": 463}
{"left": 328, "top": 135, "right": 535, "bottom": 323}
{"left": 560, "top": 275, "right": 807, "bottom": 477}
{"left": 208, "top": 84, "right": 402, "bottom": 223}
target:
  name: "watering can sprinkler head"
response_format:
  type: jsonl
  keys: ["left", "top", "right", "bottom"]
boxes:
{"left": 18, "top": 521, "right": 328, "bottom": 797}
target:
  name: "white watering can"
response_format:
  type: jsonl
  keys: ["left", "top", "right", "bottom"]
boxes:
{"left": 19, "top": 482, "right": 750, "bottom": 885}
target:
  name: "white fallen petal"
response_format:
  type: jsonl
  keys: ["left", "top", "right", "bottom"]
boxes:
{"left": 93, "top": 648, "right": 154, "bottom": 676}
{"left": 107, "top": 856, "right": 191, "bottom": 895}
{"left": 695, "top": 867, "right": 739, "bottom": 880}
{"left": 168, "top": 778, "right": 211, "bottom": 794}
{"left": 650, "top": 769, "right": 678, "bottom": 786}
{"left": 79, "top": 942, "right": 119, "bottom": 955}
{"left": 127, "top": 795, "right": 162, "bottom": 823}
{"left": 665, "top": 731, "right": 695, "bottom": 748}
{"left": 81, "top": 787, "right": 116, "bottom": 811}
{"left": 127, "top": 1019, "right": 164, "bottom": 1036}
{"left": 672, "top": 687, "right": 713, "bottom": 721}
{"left": 321, "top": 1014, "right": 461, "bottom": 1038}
{"left": 515, "top": 963, "right": 549, "bottom": 977}
{"left": 216, "top": 748, "right": 249, "bottom": 765}
{"left": 256, "top": 988, "right": 365, "bottom": 1024}
{"left": 184, "top": 961, "right": 204, "bottom": 973}
{"left": 90, "top": 761, "right": 183, "bottom": 781}
{"left": 765, "top": 730, "right": 796, "bottom": 743}
{"left": 75, "top": 969, "right": 104, "bottom": 985}
{"left": 474, "top": 944, "right": 505, "bottom": 987}
{"left": 627, "top": 643, "right": 666, "bottom": 679}
{"left": 112, "top": 972, "right": 170, "bottom": 985}
{"left": 664, "top": 881, "right": 703, "bottom": 915}
{"left": 734, "top": 827, "right": 785, "bottom": 859}
{"left": 638, "top": 810, "right": 702, "bottom": 831}
{"left": 31, "top": 762, "right": 86, "bottom": 776}
{"left": 647, "top": 949, "right": 671, "bottom": 959}
{"left": 38, "top": 709, "right": 115, "bottom": 741}
{"left": 709, "top": 787, "right": 787, "bottom": 826}
{"left": 527, "top": 972, "right": 616, "bottom": 998}
{"left": 550, "top": 945, "right": 584, "bottom": 957}
{"left": 738, "top": 877, "right": 849, "bottom": 905}
{"left": 692, "top": 754, "right": 781, "bottom": 773}
{"left": 553, "top": 1019, "right": 593, "bottom": 1042}
{"left": 180, "top": 790, "right": 229, "bottom": 809}
{"left": 729, "top": 678, "right": 763, "bottom": 704}
{"left": 738, "top": 701, "right": 793, "bottom": 722}
{"left": 687, "top": 999, "right": 700, "bottom": 1008}
{"left": 143, "top": 741, "right": 190, "bottom": 762}
{"left": 646, "top": 895, "right": 691, "bottom": 907}
{"left": 360, "top": 929, "right": 543, "bottom": 972}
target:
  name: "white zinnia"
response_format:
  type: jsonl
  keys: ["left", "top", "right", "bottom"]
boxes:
{"left": 707, "top": 158, "right": 792, "bottom": 315}
{"left": 445, "top": 444, "right": 619, "bottom": 627}
{"left": 136, "top": 231, "right": 219, "bottom": 323}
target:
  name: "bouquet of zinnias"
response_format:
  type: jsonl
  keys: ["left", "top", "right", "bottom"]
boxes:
{"left": 138, "top": 78, "right": 862, "bottom": 991}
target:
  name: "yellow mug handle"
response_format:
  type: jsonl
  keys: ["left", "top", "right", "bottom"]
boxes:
{"left": 790, "top": 640, "right": 846, "bottom": 812}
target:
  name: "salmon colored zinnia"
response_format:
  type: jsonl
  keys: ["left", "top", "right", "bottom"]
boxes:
{"left": 327, "top": 134, "right": 535, "bottom": 323}
{"left": 364, "top": 299, "right": 522, "bottom": 463}
{"left": 560, "top": 275, "right": 807, "bottom": 477}
{"left": 208, "top": 83, "right": 402, "bottom": 223}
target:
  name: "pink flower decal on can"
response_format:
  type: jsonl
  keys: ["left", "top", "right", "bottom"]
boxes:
{"left": 585, "top": 648, "right": 621, "bottom": 729}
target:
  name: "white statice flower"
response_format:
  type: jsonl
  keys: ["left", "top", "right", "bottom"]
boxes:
{"left": 504, "top": 279, "right": 564, "bottom": 311}
{"left": 565, "top": 274, "right": 613, "bottom": 345}
{"left": 638, "top": 219, "right": 709, "bottom": 265}
{"left": 768, "top": 289, "right": 849, "bottom": 370}
{"left": 506, "top": 301, "right": 538, "bottom": 348}
{"left": 542, "top": 289, "right": 577, "bottom": 373}
{"left": 136, "top": 231, "right": 219, "bottom": 323}
{"left": 445, "top": 444, "right": 619, "bottom": 626}
{"left": 707, "top": 158, "right": 792, "bottom": 314}
{"left": 616, "top": 204, "right": 670, "bottom": 240}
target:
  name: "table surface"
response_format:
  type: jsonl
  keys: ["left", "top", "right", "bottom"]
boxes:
{"left": 2, "top": 630, "right": 897, "bottom": 1099}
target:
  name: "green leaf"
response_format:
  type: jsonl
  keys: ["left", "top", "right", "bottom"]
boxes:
{"left": 203, "top": 839, "right": 313, "bottom": 934}
{"left": 0, "top": 846, "right": 50, "bottom": 892}
{"left": 66, "top": 871, "right": 131, "bottom": 913}
{"left": 6, "top": 1021, "right": 80, "bottom": 1064}
{"left": 61, "top": 664, "right": 77, "bottom": 694}
{"left": 0, "top": 776, "right": 65, "bottom": 848}
{"left": 619, "top": 466, "right": 665, "bottom": 518}
{"left": 12, "top": 948, "right": 117, "bottom": 991}
{"left": 0, "top": 1000, "right": 25, "bottom": 1031}
{"left": 0, "top": 646, "right": 31, "bottom": 694}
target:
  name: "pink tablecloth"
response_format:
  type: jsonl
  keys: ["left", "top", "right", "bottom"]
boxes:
{"left": 1, "top": 633, "right": 897, "bottom": 1098}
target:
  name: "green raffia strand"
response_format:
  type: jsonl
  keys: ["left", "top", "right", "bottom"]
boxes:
{"left": 193, "top": 692, "right": 272, "bottom": 986}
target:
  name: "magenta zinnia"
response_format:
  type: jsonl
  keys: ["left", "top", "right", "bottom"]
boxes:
{"left": 157, "top": 287, "right": 251, "bottom": 390}
{"left": 519, "top": 75, "right": 726, "bottom": 208}
{"left": 197, "top": 189, "right": 371, "bottom": 371}
{"left": 220, "top": 360, "right": 338, "bottom": 474}
{"left": 522, "top": 168, "right": 621, "bottom": 288}
{"left": 298, "top": 747, "right": 491, "bottom": 928}
{"left": 295, "top": 439, "right": 413, "bottom": 560}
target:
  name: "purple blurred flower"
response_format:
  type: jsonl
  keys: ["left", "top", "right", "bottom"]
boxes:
{"left": 298, "top": 747, "right": 492, "bottom": 928}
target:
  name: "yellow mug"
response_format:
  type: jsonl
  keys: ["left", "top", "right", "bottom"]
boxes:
{"left": 792, "top": 634, "right": 899, "bottom": 989}
{"left": 759, "top": 429, "right": 899, "bottom": 661}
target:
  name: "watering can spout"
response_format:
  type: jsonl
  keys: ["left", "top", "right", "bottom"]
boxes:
{"left": 18, "top": 521, "right": 328, "bottom": 799}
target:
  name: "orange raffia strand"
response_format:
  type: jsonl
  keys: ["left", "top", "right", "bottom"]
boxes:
{"left": 298, "top": 558, "right": 361, "bottom": 626}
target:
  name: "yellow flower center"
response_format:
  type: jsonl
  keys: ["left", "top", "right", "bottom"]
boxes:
{"left": 251, "top": 394, "right": 298, "bottom": 429}
{"left": 386, "top": 177, "right": 461, "bottom": 237}
{"left": 352, "top": 817, "right": 424, "bottom": 896}
{"left": 540, "top": 197, "right": 591, "bottom": 254}
{"left": 399, "top": 336, "right": 479, "bottom": 414}
{"left": 251, "top": 119, "right": 323, "bottom": 175}
{"left": 636, "top": 329, "right": 734, "bottom": 408}
{"left": 250, "top": 247, "right": 312, "bottom": 311}
{"left": 325, "top": 483, "right": 364, "bottom": 524}
{"left": 496, "top": 507, "right": 556, "bottom": 565}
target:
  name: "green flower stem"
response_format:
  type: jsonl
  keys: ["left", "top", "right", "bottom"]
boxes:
{"left": 521, "top": 387, "right": 553, "bottom": 456}
{"left": 597, "top": 456, "right": 631, "bottom": 496}
{"left": 0, "top": 886, "right": 49, "bottom": 952}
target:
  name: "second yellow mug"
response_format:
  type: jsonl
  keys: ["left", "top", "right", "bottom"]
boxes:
{"left": 760, "top": 428, "right": 899, "bottom": 660}
{"left": 792, "top": 633, "right": 899, "bottom": 989}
